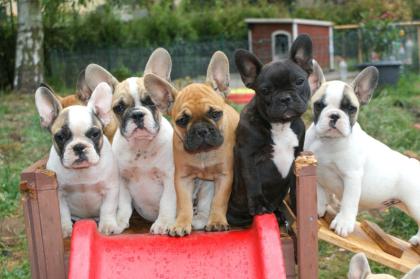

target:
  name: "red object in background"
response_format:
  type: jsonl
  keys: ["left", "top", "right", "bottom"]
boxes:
{"left": 227, "top": 93, "right": 255, "bottom": 104}
{"left": 68, "top": 214, "right": 286, "bottom": 279}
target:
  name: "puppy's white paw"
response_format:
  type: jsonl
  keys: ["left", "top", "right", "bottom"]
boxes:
{"left": 61, "top": 221, "right": 73, "bottom": 238}
{"left": 116, "top": 211, "right": 131, "bottom": 232}
{"left": 330, "top": 213, "right": 355, "bottom": 237}
{"left": 409, "top": 234, "right": 420, "bottom": 246}
{"left": 150, "top": 218, "right": 173, "bottom": 235}
{"left": 192, "top": 214, "right": 208, "bottom": 230}
{"left": 99, "top": 218, "right": 120, "bottom": 235}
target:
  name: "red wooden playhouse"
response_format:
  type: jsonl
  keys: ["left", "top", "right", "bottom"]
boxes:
{"left": 246, "top": 18, "right": 334, "bottom": 70}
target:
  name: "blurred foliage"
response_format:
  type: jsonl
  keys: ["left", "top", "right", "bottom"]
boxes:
{"left": 291, "top": 0, "right": 413, "bottom": 25}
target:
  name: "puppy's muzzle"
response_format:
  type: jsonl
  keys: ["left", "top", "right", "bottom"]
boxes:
{"left": 329, "top": 113, "right": 340, "bottom": 128}
{"left": 131, "top": 111, "right": 145, "bottom": 128}
{"left": 184, "top": 122, "right": 224, "bottom": 152}
{"left": 73, "top": 143, "right": 88, "bottom": 162}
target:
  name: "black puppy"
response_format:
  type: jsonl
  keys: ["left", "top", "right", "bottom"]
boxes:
{"left": 227, "top": 34, "right": 315, "bottom": 226}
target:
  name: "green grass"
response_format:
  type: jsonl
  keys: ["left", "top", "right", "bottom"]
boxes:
{"left": 0, "top": 74, "right": 418, "bottom": 278}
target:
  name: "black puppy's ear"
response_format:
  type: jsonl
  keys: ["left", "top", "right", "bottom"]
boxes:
{"left": 234, "top": 49, "right": 263, "bottom": 89}
{"left": 290, "top": 34, "right": 313, "bottom": 74}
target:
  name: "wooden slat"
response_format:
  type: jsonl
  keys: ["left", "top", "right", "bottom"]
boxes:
{"left": 412, "top": 245, "right": 420, "bottom": 257}
{"left": 361, "top": 220, "right": 404, "bottom": 258}
{"left": 294, "top": 152, "right": 318, "bottom": 279}
{"left": 318, "top": 218, "right": 420, "bottom": 273}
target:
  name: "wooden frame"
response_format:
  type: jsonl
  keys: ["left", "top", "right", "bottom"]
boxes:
{"left": 20, "top": 153, "right": 319, "bottom": 279}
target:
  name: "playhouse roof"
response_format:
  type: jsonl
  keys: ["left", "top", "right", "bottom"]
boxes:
{"left": 245, "top": 18, "right": 333, "bottom": 27}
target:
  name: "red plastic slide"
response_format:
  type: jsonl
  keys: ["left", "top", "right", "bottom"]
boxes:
{"left": 68, "top": 214, "right": 286, "bottom": 279}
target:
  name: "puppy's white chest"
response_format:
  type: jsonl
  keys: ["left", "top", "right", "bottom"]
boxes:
{"left": 271, "top": 123, "right": 299, "bottom": 178}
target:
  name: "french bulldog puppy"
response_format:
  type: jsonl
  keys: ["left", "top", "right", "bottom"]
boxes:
{"left": 35, "top": 82, "right": 120, "bottom": 237}
{"left": 82, "top": 48, "right": 177, "bottom": 234}
{"left": 304, "top": 64, "right": 420, "bottom": 244}
{"left": 144, "top": 51, "right": 240, "bottom": 236}
{"left": 348, "top": 253, "right": 420, "bottom": 279}
{"left": 227, "top": 34, "right": 314, "bottom": 226}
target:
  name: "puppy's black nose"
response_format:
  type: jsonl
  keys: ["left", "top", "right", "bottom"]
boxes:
{"left": 196, "top": 127, "right": 209, "bottom": 137}
{"left": 73, "top": 143, "right": 86, "bottom": 155}
{"left": 132, "top": 111, "right": 145, "bottom": 121}
{"left": 279, "top": 96, "right": 292, "bottom": 105}
{"left": 330, "top": 114, "right": 340, "bottom": 122}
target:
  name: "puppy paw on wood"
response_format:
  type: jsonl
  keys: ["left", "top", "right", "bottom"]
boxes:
{"left": 150, "top": 218, "right": 173, "bottom": 235}
{"left": 205, "top": 213, "right": 229, "bottom": 232}
{"left": 168, "top": 222, "right": 192, "bottom": 237}
{"left": 98, "top": 218, "right": 120, "bottom": 235}
{"left": 330, "top": 213, "right": 356, "bottom": 237}
{"left": 248, "top": 194, "right": 275, "bottom": 216}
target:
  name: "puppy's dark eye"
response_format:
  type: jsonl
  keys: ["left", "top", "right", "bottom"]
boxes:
{"left": 296, "top": 78, "right": 304, "bottom": 86}
{"left": 86, "top": 128, "right": 101, "bottom": 141}
{"left": 260, "top": 87, "right": 269, "bottom": 96}
{"left": 208, "top": 110, "right": 223, "bottom": 121}
{"left": 113, "top": 102, "right": 126, "bottom": 115}
{"left": 314, "top": 101, "right": 325, "bottom": 111}
{"left": 54, "top": 133, "right": 64, "bottom": 143}
{"left": 176, "top": 114, "right": 190, "bottom": 127}
{"left": 347, "top": 105, "right": 357, "bottom": 114}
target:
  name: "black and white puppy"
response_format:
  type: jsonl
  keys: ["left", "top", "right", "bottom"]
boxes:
{"left": 35, "top": 82, "right": 121, "bottom": 237}
{"left": 227, "top": 34, "right": 315, "bottom": 226}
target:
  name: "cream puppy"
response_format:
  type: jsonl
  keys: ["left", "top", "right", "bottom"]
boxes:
{"left": 305, "top": 64, "right": 420, "bottom": 245}
{"left": 35, "top": 82, "right": 120, "bottom": 237}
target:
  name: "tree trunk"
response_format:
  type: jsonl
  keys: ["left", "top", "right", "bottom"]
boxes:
{"left": 14, "top": 0, "right": 44, "bottom": 94}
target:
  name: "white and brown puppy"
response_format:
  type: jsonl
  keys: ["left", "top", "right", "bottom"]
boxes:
{"left": 35, "top": 82, "right": 120, "bottom": 237}
{"left": 305, "top": 64, "right": 420, "bottom": 244}
{"left": 348, "top": 253, "right": 420, "bottom": 279}
{"left": 144, "top": 51, "right": 240, "bottom": 237}
{"left": 82, "top": 48, "right": 177, "bottom": 234}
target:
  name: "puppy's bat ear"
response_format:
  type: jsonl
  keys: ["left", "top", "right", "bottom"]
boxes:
{"left": 206, "top": 51, "right": 230, "bottom": 98}
{"left": 234, "top": 49, "right": 263, "bottom": 90}
{"left": 144, "top": 73, "right": 177, "bottom": 115}
{"left": 144, "top": 48, "right": 172, "bottom": 81}
{"left": 309, "top": 59, "right": 325, "bottom": 95}
{"left": 35, "top": 84, "right": 62, "bottom": 130}
{"left": 84, "top": 64, "right": 119, "bottom": 96}
{"left": 290, "top": 34, "right": 313, "bottom": 74}
{"left": 347, "top": 253, "right": 371, "bottom": 279}
{"left": 351, "top": 66, "right": 378, "bottom": 105}
{"left": 87, "top": 82, "right": 113, "bottom": 126}
{"left": 402, "top": 265, "right": 420, "bottom": 279}
{"left": 76, "top": 69, "right": 92, "bottom": 104}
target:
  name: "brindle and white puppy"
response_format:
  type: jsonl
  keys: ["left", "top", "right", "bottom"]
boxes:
{"left": 83, "top": 48, "right": 177, "bottom": 234}
{"left": 305, "top": 65, "right": 420, "bottom": 244}
{"left": 35, "top": 82, "right": 120, "bottom": 237}
{"left": 348, "top": 253, "right": 420, "bottom": 279}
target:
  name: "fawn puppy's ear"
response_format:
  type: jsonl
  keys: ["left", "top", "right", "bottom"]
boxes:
{"left": 87, "top": 82, "right": 113, "bottom": 126}
{"left": 206, "top": 51, "right": 230, "bottom": 97}
{"left": 144, "top": 48, "right": 172, "bottom": 81}
{"left": 35, "top": 85, "right": 62, "bottom": 130}
{"left": 348, "top": 253, "right": 371, "bottom": 279}
{"left": 309, "top": 59, "right": 326, "bottom": 95}
{"left": 290, "top": 34, "right": 313, "bottom": 74}
{"left": 351, "top": 66, "right": 379, "bottom": 105}
{"left": 84, "top": 64, "right": 119, "bottom": 96}
{"left": 143, "top": 73, "right": 178, "bottom": 114}
{"left": 234, "top": 49, "right": 263, "bottom": 90}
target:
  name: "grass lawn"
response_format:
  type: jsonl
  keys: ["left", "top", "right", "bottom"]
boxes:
{"left": 0, "top": 73, "right": 419, "bottom": 278}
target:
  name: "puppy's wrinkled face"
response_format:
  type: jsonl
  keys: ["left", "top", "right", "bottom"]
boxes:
{"left": 173, "top": 84, "right": 224, "bottom": 153}
{"left": 254, "top": 60, "right": 310, "bottom": 122}
{"left": 51, "top": 106, "right": 104, "bottom": 169}
{"left": 312, "top": 81, "right": 359, "bottom": 138}
{"left": 112, "top": 77, "right": 161, "bottom": 140}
